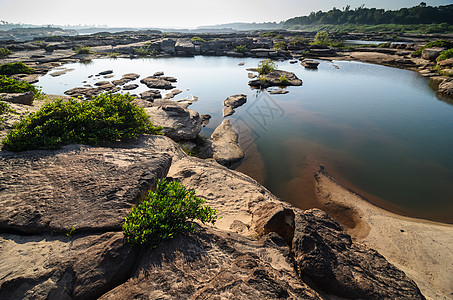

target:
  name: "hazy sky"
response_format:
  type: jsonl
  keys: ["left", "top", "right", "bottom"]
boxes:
{"left": 0, "top": 0, "right": 451, "bottom": 28}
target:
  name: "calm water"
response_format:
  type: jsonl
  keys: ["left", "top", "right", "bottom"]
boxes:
{"left": 37, "top": 57, "right": 453, "bottom": 223}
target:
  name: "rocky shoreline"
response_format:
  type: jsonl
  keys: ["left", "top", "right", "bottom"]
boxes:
{"left": 1, "top": 30, "right": 453, "bottom": 299}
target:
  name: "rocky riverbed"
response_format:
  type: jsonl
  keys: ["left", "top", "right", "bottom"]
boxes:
{"left": 1, "top": 30, "right": 453, "bottom": 299}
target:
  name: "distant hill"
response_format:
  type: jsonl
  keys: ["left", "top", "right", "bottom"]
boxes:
{"left": 197, "top": 22, "right": 282, "bottom": 31}
{"left": 0, "top": 27, "right": 78, "bottom": 42}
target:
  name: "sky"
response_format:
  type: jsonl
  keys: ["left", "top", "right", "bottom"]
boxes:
{"left": 0, "top": 0, "right": 451, "bottom": 28}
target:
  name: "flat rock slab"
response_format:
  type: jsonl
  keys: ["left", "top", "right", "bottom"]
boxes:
{"left": 140, "top": 76, "right": 175, "bottom": 90}
{"left": 223, "top": 94, "right": 247, "bottom": 117}
{"left": 248, "top": 70, "right": 302, "bottom": 89}
{"left": 0, "top": 92, "right": 34, "bottom": 105}
{"left": 0, "top": 146, "right": 171, "bottom": 234}
{"left": 211, "top": 119, "right": 244, "bottom": 167}
{"left": 438, "top": 78, "right": 453, "bottom": 96}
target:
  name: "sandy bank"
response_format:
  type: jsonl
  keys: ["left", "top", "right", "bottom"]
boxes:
{"left": 315, "top": 168, "right": 453, "bottom": 300}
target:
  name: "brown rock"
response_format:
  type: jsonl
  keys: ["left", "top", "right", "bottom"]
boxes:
{"left": 249, "top": 70, "right": 302, "bottom": 88}
{"left": 140, "top": 89, "right": 162, "bottom": 101}
{"left": 140, "top": 76, "right": 175, "bottom": 90}
{"left": 0, "top": 91, "right": 34, "bottom": 105}
{"left": 291, "top": 208, "right": 425, "bottom": 299}
{"left": 438, "top": 78, "right": 453, "bottom": 96}
{"left": 211, "top": 119, "right": 244, "bottom": 167}
{"left": 0, "top": 146, "right": 171, "bottom": 234}
{"left": 421, "top": 47, "right": 446, "bottom": 61}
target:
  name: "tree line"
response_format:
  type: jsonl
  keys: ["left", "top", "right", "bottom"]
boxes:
{"left": 284, "top": 3, "right": 453, "bottom": 26}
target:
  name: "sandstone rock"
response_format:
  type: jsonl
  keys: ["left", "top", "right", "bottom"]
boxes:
{"left": 99, "top": 227, "right": 322, "bottom": 300}
{"left": 438, "top": 78, "right": 453, "bottom": 96}
{"left": 300, "top": 59, "right": 319, "bottom": 69}
{"left": 249, "top": 70, "right": 302, "bottom": 89}
{"left": 269, "top": 89, "right": 289, "bottom": 94}
{"left": 223, "top": 94, "right": 247, "bottom": 117}
{"left": 94, "top": 80, "right": 110, "bottom": 86}
{"left": 112, "top": 78, "right": 132, "bottom": 86}
{"left": 153, "top": 71, "right": 164, "bottom": 76}
{"left": 0, "top": 91, "right": 34, "bottom": 105}
{"left": 421, "top": 47, "right": 447, "bottom": 61}
{"left": 0, "top": 146, "right": 171, "bottom": 234}
{"left": 160, "top": 38, "right": 176, "bottom": 54}
{"left": 0, "top": 232, "right": 138, "bottom": 300}
{"left": 98, "top": 70, "right": 113, "bottom": 75}
{"left": 140, "top": 89, "right": 162, "bottom": 101}
{"left": 122, "top": 83, "right": 138, "bottom": 90}
{"left": 437, "top": 57, "right": 453, "bottom": 67}
{"left": 211, "top": 119, "right": 244, "bottom": 167}
{"left": 164, "top": 89, "right": 182, "bottom": 99}
{"left": 291, "top": 208, "right": 425, "bottom": 299}
{"left": 49, "top": 68, "right": 74, "bottom": 77}
{"left": 140, "top": 76, "right": 175, "bottom": 90}
{"left": 200, "top": 114, "right": 211, "bottom": 127}
{"left": 122, "top": 73, "right": 140, "bottom": 80}
{"left": 145, "top": 103, "right": 201, "bottom": 140}
{"left": 175, "top": 38, "right": 195, "bottom": 54}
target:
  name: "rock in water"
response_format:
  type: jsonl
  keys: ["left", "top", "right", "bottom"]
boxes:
{"left": 145, "top": 102, "right": 201, "bottom": 140}
{"left": 0, "top": 146, "right": 171, "bottom": 234}
{"left": 222, "top": 94, "right": 247, "bottom": 117}
{"left": 211, "top": 119, "right": 244, "bottom": 167}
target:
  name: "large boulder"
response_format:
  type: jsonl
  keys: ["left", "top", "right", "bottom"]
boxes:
{"left": 0, "top": 92, "right": 34, "bottom": 105}
{"left": 0, "top": 146, "right": 171, "bottom": 234}
{"left": 145, "top": 102, "right": 201, "bottom": 140}
{"left": 160, "top": 38, "right": 176, "bottom": 54}
{"left": 175, "top": 38, "right": 195, "bottom": 56}
{"left": 422, "top": 47, "right": 447, "bottom": 61}
{"left": 291, "top": 208, "right": 425, "bottom": 299}
{"left": 211, "top": 119, "right": 245, "bottom": 167}
{"left": 0, "top": 232, "right": 139, "bottom": 300}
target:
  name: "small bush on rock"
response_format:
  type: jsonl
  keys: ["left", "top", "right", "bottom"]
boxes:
{"left": 0, "top": 75, "right": 40, "bottom": 94}
{"left": 74, "top": 45, "right": 92, "bottom": 54}
{"left": 273, "top": 41, "right": 287, "bottom": 50}
{"left": 257, "top": 59, "right": 277, "bottom": 75}
{"left": 1, "top": 92, "right": 162, "bottom": 151}
{"left": 0, "top": 62, "right": 34, "bottom": 75}
{"left": 0, "top": 48, "right": 12, "bottom": 58}
{"left": 122, "top": 178, "right": 218, "bottom": 246}
{"left": 437, "top": 48, "right": 453, "bottom": 62}
{"left": 235, "top": 45, "right": 248, "bottom": 53}
{"left": 191, "top": 36, "right": 206, "bottom": 43}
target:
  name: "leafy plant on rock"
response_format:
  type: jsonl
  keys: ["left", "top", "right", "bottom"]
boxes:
{"left": 1, "top": 92, "right": 162, "bottom": 151}
{"left": 257, "top": 59, "right": 277, "bottom": 75}
{"left": 0, "top": 48, "right": 12, "bottom": 58}
{"left": 0, "top": 62, "right": 34, "bottom": 75}
{"left": 437, "top": 48, "right": 453, "bottom": 62}
{"left": 74, "top": 45, "right": 92, "bottom": 55}
{"left": 122, "top": 178, "right": 218, "bottom": 247}
{"left": 273, "top": 41, "right": 287, "bottom": 50}
{"left": 191, "top": 36, "right": 206, "bottom": 43}
{"left": 279, "top": 75, "right": 289, "bottom": 84}
{"left": 235, "top": 45, "right": 248, "bottom": 53}
{"left": 0, "top": 75, "right": 40, "bottom": 95}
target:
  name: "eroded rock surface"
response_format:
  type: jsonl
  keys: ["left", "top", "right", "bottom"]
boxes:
{"left": 0, "top": 92, "right": 34, "bottom": 105}
{"left": 0, "top": 146, "right": 171, "bottom": 234}
{"left": 145, "top": 102, "right": 201, "bottom": 140}
{"left": 211, "top": 119, "right": 245, "bottom": 167}
{"left": 248, "top": 70, "right": 302, "bottom": 88}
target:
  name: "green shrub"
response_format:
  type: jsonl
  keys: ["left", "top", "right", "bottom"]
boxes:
{"left": 279, "top": 75, "right": 289, "bottom": 84}
{"left": 424, "top": 40, "right": 453, "bottom": 49}
{"left": 0, "top": 48, "right": 12, "bottom": 58}
{"left": 261, "top": 32, "right": 276, "bottom": 38}
{"left": 122, "top": 178, "right": 218, "bottom": 246}
{"left": 274, "top": 35, "right": 284, "bottom": 39}
{"left": 257, "top": 59, "right": 277, "bottom": 75}
{"left": 235, "top": 45, "right": 248, "bottom": 53}
{"left": 134, "top": 46, "right": 157, "bottom": 57}
{"left": 273, "top": 41, "right": 287, "bottom": 50}
{"left": 412, "top": 49, "right": 422, "bottom": 57}
{"left": 437, "top": 48, "right": 453, "bottom": 62}
{"left": 74, "top": 45, "right": 92, "bottom": 54}
{"left": 313, "top": 31, "right": 329, "bottom": 46}
{"left": 0, "top": 62, "right": 34, "bottom": 75}
{"left": 0, "top": 75, "right": 40, "bottom": 94}
{"left": 1, "top": 92, "right": 162, "bottom": 151}
{"left": 191, "top": 36, "right": 206, "bottom": 43}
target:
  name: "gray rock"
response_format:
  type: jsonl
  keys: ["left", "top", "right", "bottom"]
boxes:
{"left": 140, "top": 89, "right": 162, "bottom": 101}
{"left": 211, "top": 119, "right": 244, "bottom": 167}
{"left": 223, "top": 94, "right": 247, "bottom": 117}
{"left": 140, "top": 76, "right": 175, "bottom": 90}
{"left": 145, "top": 103, "right": 201, "bottom": 140}
{"left": 160, "top": 38, "right": 176, "bottom": 54}
{"left": 291, "top": 208, "right": 425, "bottom": 299}
{"left": 175, "top": 38, "right": 195, "bottom": 53}
{"left": 0, "top": 91, "right": 34, "bottom": 105}
{"left": 201, "top": 114, "right": 211, "bottom": 127}
{"left": 300, "top": 59, "right": 319, "bottom": 69}
{"left": 49, "top": 68, "right": 74, "bottom": 77}
{"left": 0, "top": 146, "right": 171, "bottom": 234}
{"left": 422, "top": 47, "right": 447, "bottom": 61}
{"left": 249, "top": 70, "right": 302, "bottom": 89}
{"left": 122, "top": 84, "right": 138, "bottom": 90}
{"left": 94, "top": 80, "right": 110, "bottom": 86}
{"left": 112, "top": 78, "right": 132, "bottom": 86}
{"left": 98, "top": 70, "right": 113, "bottom": 75}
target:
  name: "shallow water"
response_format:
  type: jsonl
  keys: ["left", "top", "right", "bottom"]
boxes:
{"left": 37, "top": 56, "right": 453, "bottom": 223}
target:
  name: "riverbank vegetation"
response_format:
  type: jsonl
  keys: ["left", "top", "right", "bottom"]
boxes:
{"left": 0, "top": 75, "right": 39, "bottom": 94}
{"left": 122, "top": 178, "right": 218, "bottom": 247}
{"left": 1, "top": 92, "right": 162, "bottom": 151}
{"left": 0, "top": 62, "right": 34, "bottom": 75}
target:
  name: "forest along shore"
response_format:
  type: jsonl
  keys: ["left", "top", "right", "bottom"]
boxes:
{"left": 1, "top": 30, "right": 453, "bottom": 299}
